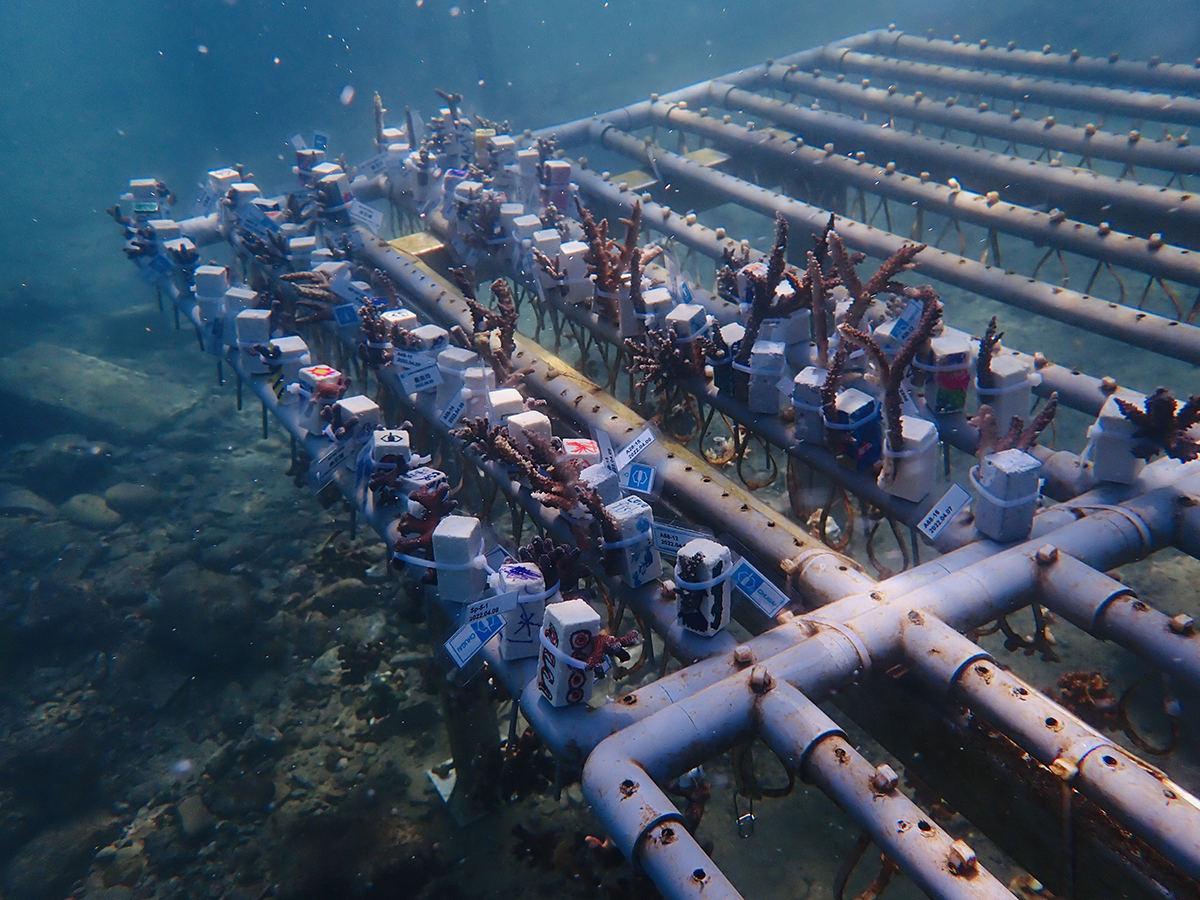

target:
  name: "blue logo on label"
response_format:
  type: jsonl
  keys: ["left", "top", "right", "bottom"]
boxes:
{"left": 628, "top": 463, "right": 654, "bottom": 492}
{"left": 734, "top": 566, "right": 762, "bottom": 595}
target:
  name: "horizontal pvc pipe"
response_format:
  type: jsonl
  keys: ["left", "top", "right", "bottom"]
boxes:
{"left": 1037, "top": 552, "right": 1200, "bottom": 692}
{"left": 534, "top": 30, "right": 883, "bottom": 147}
{"left": 907, "top": 618, "right": 1200, "bottom": 881}
{"left": 710, "top": 84, "right": 1200, "bottom": 250}
{"left": 653, "top": 102, "right": 1200, "bottom": 289}
{"left": 761, "top": 65, "right": 1200, "bottom": 175}
{"left": 877, "top": 31, "right": 1200, "bottom": 96}
{"left": 758, "top": 684, "right": 1015, "bottom": 900}
{"left": 829, "top": 49, "right": 1200, "bottom": 129}
{"left": 590, "top": 124, "right": 1200, "bottom": 366}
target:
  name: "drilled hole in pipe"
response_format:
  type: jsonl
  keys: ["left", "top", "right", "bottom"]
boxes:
{"left": 1102, "top": 755, "right": 1118, "bottom": 766}
{"left": 1045, "top": 717, "right": 1059, "bottom": 728}
{"left": 692, "top": 869, "right": 706, "bottom": 881}
{"left": 917, "top": 820, "right": 932, "bottom": 832}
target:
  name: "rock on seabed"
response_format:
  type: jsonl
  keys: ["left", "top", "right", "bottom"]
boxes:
{"left": 61, "top": 493, "right": 123, "bottom": 530}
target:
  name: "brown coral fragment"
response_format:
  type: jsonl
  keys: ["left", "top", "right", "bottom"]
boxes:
{"left": 1115, "top": 387, "right": 1200, "bottom": 461}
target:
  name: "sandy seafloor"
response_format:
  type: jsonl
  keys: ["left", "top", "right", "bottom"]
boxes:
{"left": 1, "top": 1, "right": 1200, "bottom": 898}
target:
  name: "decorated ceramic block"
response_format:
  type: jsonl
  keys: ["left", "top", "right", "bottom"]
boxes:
{"left": 825, "top": 387, "right": 882, "bottom": 471}
{"left": 560, "top": 438, "right": 601, "bottom": 467}
{"left": 792, "top": 367, "right": 828, "bottom": 444}
{"left": 972, "top": 449, "right": 1042, "bottom": 542}
{"left": 462, "top": 367, "right": 497, "bottom": 421}
{"left": 266, "top": 336, "right": 311, "bottom": 397}
{"left": 499, "top": 561, "right": 558, "bottom": 660}
{"left": 222, "top": 286, "right": 257, "bottom": 348}
{"left": 328, "top": 395, "right": 380, "bottom": 447}
{"left": 922, "top": 331, "right": 973, "bottom": 414}
{"left": 1084, "top": 391, "right": 1145, "bottom": 485}
{"left": 381, "top": 308, "right": 418, "bottom": 336}
{"left": 435, "top": 347, "right": 480, "bottom": 411}
{"left": 641, "top": 287, "right": 674, "bottom": 331}
{"left": 370, "top": 428, "right": 412, "bottom": 471}
{"left": 432, "top": 515, "right": 487, "bottom": 605}
{"left": 747, "top": 339, "right": 787, "bottom": 414}
{"left": 542, "top": 159, "right": 572, "bottom": 214}
{"left": 235, "top": 308, "right": 273, "bottom": 374}
{"left": 512, "top": 214, "right": 542, "bottom": 242}
{"left": 487, "top": 388, "right": 525, "bottom": 423}
{"left": 410, "top": 324, "right": 449, "bottom": 354}
{"left": 604, "top": 496, "right": 661, "bottom": 587}
{"left": 506, "top": 410, "right": 552, "bottom": 454}
{"left": 675, "top": 538, "right": 734, "bottom": 637}
{"left": 580, "top": 464, "right": 621, "bottom": 505}
{"left": 879, "top": 415, "right": 939, "bottom": 502}
{"left": 666, "top": 303, "right": 709, "bottom": 343}
{"left": 537, "top": 596, "right": 600, "bottom": 708}
{"left": 557, "top": 241, "right": 592, "bottom": 304}
{"left": 709, "top": 322, "right": 745, "bottom": 393}
{"left": 399, "top": 466, "right": 448, "bottom": 497}
{"left": 194, "top": 264, "right": 230, "bottom": 306}
{"left": 977, "top": 354, "right": 1037, "bottom": 434}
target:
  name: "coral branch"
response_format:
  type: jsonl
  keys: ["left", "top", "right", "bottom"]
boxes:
{"left": 1114, "top": 388, "right": 1200, "bottom": 461}
{"left": 976, "top": 317, "right": 1004, "bottom": 391}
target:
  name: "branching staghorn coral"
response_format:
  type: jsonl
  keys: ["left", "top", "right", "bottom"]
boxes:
{"left": 837, "top": 293, "right": 942, "bottom": 457}
{"left": 732, "top": 215, "right": 810, "bottom": 399}
{"left": 827, "top": 229, "right": 926, "bottom": 331}
{"left": 1114, "top": 388, "right": 1200, "bottom": 461}
{"left": 453, "top": 418, "right": 621, "bottom": 550}
{"left": 822, "top": 293, "right": 940, "bottom": 465}
{"left": 976, "top": 317, "right": 1004, "bottom": 392}
{"left": 463, "top": 278, "right": 528, "bottom": 386}
{"left": 970, "top": 393, "right": 1060, "bottom": 459}
{"left": 574, "top": 198, "right": 642, "bottom": 321}
{"left": 371, "top": 268, "right": 401, "bottom": 309}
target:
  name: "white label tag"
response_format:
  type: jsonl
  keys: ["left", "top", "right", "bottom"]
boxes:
{"left": 917, "top": 483, "right": 972, "bottom": 539}
{"left": 349, "top": 199, "right": 384, "bottom": 233}
{"left": 595, "top": 429, "right": 618, "bottom": 474}
{"left": 312, "top": 131, "right": 329, "bottom": 151}
{"left": 655, "top": 524, "right": 712, "bottom": 556}
{"left": 614, "top": 428, "right": 655, "bottom": 472}
{"left": 465, "top": 590, "right": 519, "bottom": 625}
{"left": 619, "top": 463, "right": 656, "bottom": 495}
{"left": 444, "top": 615, "right": 504, "bottom": 668}
{"left": 393, "top": 348, "right": 432, "bottom": 370}
{"left": 438, "top": 392, "right": 468, "bottom": 428}
{"left": 310, "top": 439, "right": 354, "bottom": 487}
{"left": 777, "top": 373, "right": 796, "bottom": 397}
{"left": 356, "top": 152, "right": 390, "bottom": 179}
{"left": 331, "top": 276, "right": 368, "bottom": 303}
{"left": 400, "top": 362, "right": 443, "bottom": 394}
{"left": 731, "top": 559, "right": 789, "bottom": 617}
{"left": 290, "top": 133, "right": 309, "bottom": 151}
{"left": 891, "top": 300, "right": 924, "bottom": 345}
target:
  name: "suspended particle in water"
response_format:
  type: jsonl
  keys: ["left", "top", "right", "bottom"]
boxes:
{"left": 415, "top": 0, "right": 424, "bottom": 6}
{"left": 340, "top": 84, "right": 356, "bottom": 105}
{"left": 449, "top": 5, "right": 461, "bottom": 16}
{"left": 273, "top": 56, "right": 281, "bottom": 65}
{"left": 197, "top": 44, "right": 209, "bottom": 55}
